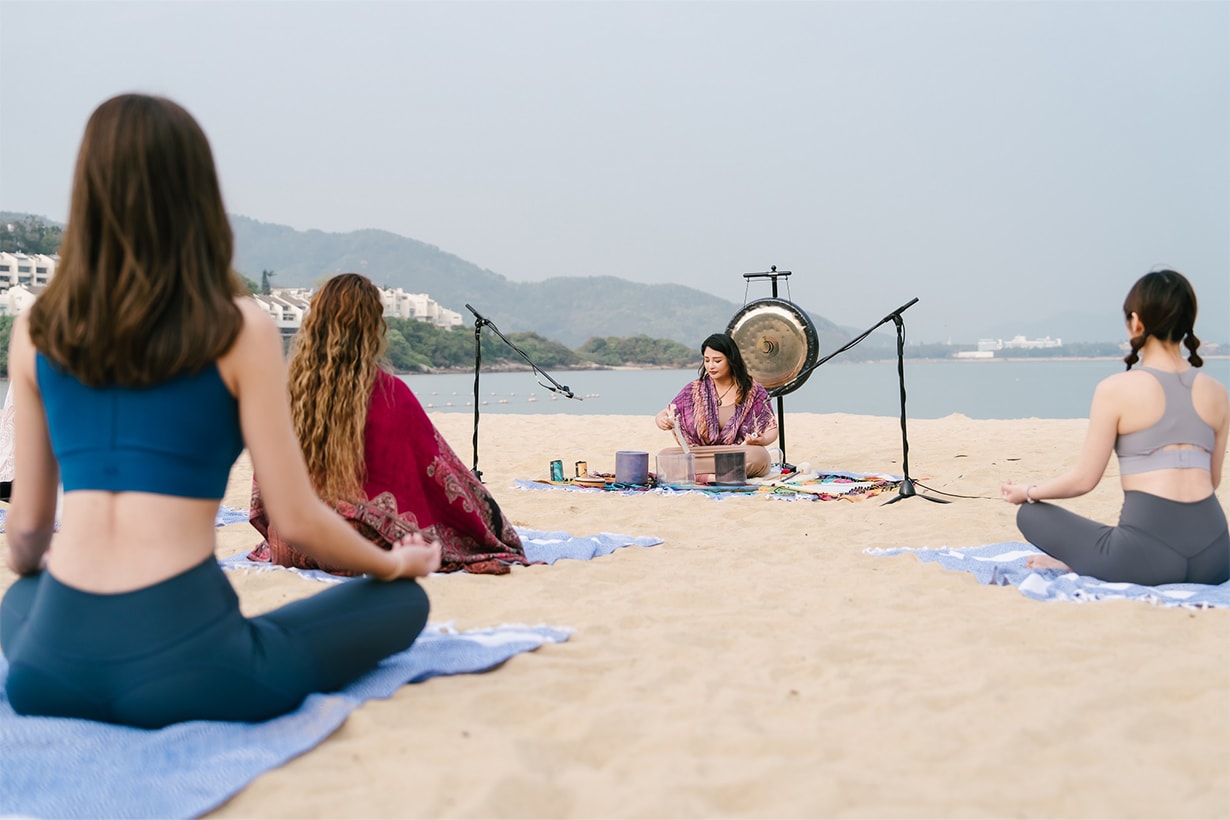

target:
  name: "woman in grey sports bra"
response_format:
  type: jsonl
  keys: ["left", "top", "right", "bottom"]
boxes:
{"left": 999, "top": 270, "right": 1229, "bottom": 585}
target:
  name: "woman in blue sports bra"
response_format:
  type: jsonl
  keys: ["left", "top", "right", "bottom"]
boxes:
{"left": 0, "top": 94, "right": 441, "bottom": 728}
{"left": 1000, "top": 270, "right": 1229, "bottom": 585}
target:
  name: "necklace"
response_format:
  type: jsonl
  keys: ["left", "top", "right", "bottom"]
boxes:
{"left": 714, "top": 382, "right": 735, "bottom": 405}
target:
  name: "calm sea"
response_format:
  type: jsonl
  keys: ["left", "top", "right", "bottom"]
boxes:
{"left": 401, "top": 357, "right": 1230, "bottom": 420}
{"left": 3, "top": 358, "right": 1227, "bottom": 420}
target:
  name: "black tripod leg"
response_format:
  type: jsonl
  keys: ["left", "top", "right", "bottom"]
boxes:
{"left": 471, "top": 318, "right": 483, "bottom": 482}
{"left": 883, "top": 315, "right": 948, "bottom": 505}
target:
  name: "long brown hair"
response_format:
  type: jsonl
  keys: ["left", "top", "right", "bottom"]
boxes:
{"left": 697, "top": 332, "right": 754, "bottom": 404}
{"left": 1122, "top": 269, "right": 1203, "bottom": 370}
{"left": 28, "top": 93, "right": 243, "bottom": 386}
{"left": 288, "top": 273, "right": 388, "bottom": 504}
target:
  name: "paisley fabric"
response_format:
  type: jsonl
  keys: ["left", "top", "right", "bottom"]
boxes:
{"left": 668, "top": 377, "right": 775, "bottom": 447}
{"left": 0, "top": 382, "right": 15, "bottom": 483}
{"left": 249, "top": 370, "right": 527, "bottom": 575}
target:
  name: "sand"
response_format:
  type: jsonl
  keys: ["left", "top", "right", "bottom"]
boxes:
{"left": 4, "top": 412, "right": 1229, "bottom": 818}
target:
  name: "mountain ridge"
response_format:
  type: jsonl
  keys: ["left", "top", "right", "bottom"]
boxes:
{"left": 230, "top": 215, "right": 852, "bottom": 351}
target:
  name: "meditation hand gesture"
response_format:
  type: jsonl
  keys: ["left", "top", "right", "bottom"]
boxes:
{"left": 382, "top": 533, "right": 442, "bottom": 580}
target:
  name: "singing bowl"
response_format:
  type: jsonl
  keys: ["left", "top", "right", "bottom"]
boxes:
{"left": 726, "top": 298, "right": 820, "bottom": 396}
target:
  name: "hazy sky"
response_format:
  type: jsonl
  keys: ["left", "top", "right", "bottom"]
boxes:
{"left": 2, "top": 1, "right": 1227, "bottom": 343}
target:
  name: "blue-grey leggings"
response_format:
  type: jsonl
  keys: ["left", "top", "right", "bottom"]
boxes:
{"left": 1, "top": 557, "right": 430, "bottom": 728}
{"left": 1017, "top": 490, "right": 1230, "bottom": 585}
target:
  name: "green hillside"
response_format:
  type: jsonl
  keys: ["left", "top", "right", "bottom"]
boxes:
{"left": 230, "top": 215, "right": 849, "bottom": 351}
{"left": 2, "top": 211, "right": 851, "bottom": 354}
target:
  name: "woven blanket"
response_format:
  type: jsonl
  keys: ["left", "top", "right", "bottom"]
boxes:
{"left": 0, "top": 622, "right": 570, "bottom": 819}
{"left": 516, "top": 469, "right": 903, "bottom": 501}
{"left": 867, "top": 542, "right": 1230, "bottom": 608}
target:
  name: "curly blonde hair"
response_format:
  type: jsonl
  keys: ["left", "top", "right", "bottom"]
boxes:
{"left": 288, "top": 273, "right": 388, "bottom": 504}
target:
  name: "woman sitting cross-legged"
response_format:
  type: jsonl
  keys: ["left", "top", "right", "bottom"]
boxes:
{"left": 1001, "top": 269, "right": 1228, "bottom": 585}
{"left": 249, "top": 273, "right": 529, "bottom": 575}
{"left": 655, "top": 332, "right": 778, "bottom": 479}
{"left": 2, "top": 94, "right": 438, "bottom": 728}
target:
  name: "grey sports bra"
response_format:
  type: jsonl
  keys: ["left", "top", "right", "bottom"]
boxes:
{"left": 1115, "top": 367, "right": 1214, "bottom": 475}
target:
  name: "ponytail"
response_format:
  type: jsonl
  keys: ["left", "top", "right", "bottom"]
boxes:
{"left": 1184, "top": 332, "right": 1204, "bottom": 368}
{"left": 1123, "top": 331, "right": 1145, "bottom": 370}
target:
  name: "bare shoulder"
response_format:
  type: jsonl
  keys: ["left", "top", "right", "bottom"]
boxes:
{"left": 10, "top": 312, "right": 30, "bottom": 346}
{"left": 1192, "top": 370, "right": 1229, "bottom": 413}
{"left": 7, "top": 313, "right": 34, "bottom": 372}
{"left": 1094, "top": 369, "right": 1146, "bottom": 397}
{"left": 216, "top": 298, "right": 284, "bottom": 392}
{"left": 226, "top": 298, "right": 282, "bottom": 353}
{"left": 1193, "top": 370, "right": 1228, "bottom": 395}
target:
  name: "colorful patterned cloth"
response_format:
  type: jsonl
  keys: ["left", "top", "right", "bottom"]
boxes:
{"left": 249, "top": 370, "right": 527, "bottom": 575}
{"left": 0, "top": 382, "right": 15, "bottom": 483}
{"left": 668, "top": 377, "right": 776, "bottom": 446}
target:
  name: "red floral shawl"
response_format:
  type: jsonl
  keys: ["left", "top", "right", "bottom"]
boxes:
{"left": 249, "top": 370, "right": 528, "bottom": 575}
{"left": 668, "top": 377, "right": 775, "bottom": 446}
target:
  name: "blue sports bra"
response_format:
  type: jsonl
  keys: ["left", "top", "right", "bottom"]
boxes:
{"left": 1115, "top": 367, "right": 1214, "bottom": 475}
{"left": 36, "top": 353, "right": 244, "bottom": 499}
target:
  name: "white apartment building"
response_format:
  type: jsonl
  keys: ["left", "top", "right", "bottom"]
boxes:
{"left": 0, "top": 252, "right": 57, "bottom": 289}
{"left": 0, "top": 263, "right": 461, "bottom": 334}
{"left": 379, "top": 288, "right": 463, "bottom": 328}
{"left": 0, "top": 284, "right": 42, "bottom": 316}
{"left": 255, "top": 286, "right": 462, "bottom": 331}
{"left": 977, "top": 335, "right": 1063, "bottom": 352}
{"left": 1002, "top": 335, "right": 1062, "bottom": 350}
{"left": 250, "top": 289, "right": 313, "bottom": 332}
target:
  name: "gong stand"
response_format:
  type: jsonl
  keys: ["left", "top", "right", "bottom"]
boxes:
{"left": 464, "top": 303, "right": 578, "bottom": 482}
{"left": 728, "top": 268, "right": 816, "bottom": 464}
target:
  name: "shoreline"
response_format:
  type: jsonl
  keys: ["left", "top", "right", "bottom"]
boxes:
{"left": 393, "top": 353, "right": 1230, "bottom": 375}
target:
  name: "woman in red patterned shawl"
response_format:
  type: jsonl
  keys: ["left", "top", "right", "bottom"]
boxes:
{"left": 655, "top": 332, "right": 778, "bottom": 478}
{"left": 249, "top": 273, "right": 527, "bottom": 575}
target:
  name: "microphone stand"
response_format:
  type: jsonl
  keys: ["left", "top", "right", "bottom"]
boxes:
{"left": 881, "top": 304, "right": 948, "bottom": 504}
{"left": 771, "top": 297, "right": 947, "bottom": 505}
{"left": 465, "top": 304, "right": 580, "bottom": 481}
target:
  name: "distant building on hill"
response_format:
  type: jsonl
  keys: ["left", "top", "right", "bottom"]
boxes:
{"left": 251, "top": 288, "right": 313, "bottom": 333}
{"left": 0, "top": 261, "right": 462, "bottom": 334}
{"left": 0, "top": 284, "right": 44, "bottom": 316}
{"left": 0, "top": 251, "right": 57, "bottom": 290}
{"left": 976, "top": 335, "right": 1063, "bottom": 353}
{"left": 378, "top": 288, "right": 463, "bottom": 328}
{"left": 253, "top": 286, "right": 462, "bottom": 333}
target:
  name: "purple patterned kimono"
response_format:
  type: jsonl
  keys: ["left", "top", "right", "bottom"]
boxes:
{"left": 668, "top": 378, "right": 776, "bottom": 446}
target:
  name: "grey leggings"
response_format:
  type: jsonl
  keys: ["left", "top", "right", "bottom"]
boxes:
{"left": 1, "top": 557, "right": 429, "bottom": 728}
{"left": 1017, "top": 490, "right": 1229, "bottom": 585}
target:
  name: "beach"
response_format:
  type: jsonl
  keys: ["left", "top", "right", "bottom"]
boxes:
{"left": 5, "top": 412, "right": 1229, "bottom": 817}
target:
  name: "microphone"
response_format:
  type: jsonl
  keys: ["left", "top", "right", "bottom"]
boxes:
{"left": 464, "top": 303, "right": 487, "bottom": 323}
{"left": 881, "top": 297, "right": 919, "bottom": 324}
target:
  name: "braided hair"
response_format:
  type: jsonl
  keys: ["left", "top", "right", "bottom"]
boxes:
{"left": 1122, "top": 269, "right": 1203, "bottom": 370}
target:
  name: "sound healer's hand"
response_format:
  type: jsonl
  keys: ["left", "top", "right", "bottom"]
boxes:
{"left": 655, "top": 406, "right": 676, "bottom": 431}
{"left": 381, "top": 533, "right": 442, "bottom": 579}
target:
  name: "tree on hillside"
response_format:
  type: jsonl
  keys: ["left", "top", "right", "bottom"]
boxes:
{"left": 1, "top": 216, "right": 63, "bottom": 254}
{"left": 235, "top": 272, "right": 259, "bottom": 295}
{"left": 578, "top": 335, "right": 694, "bottom": 367}
{"left": 260, "top": 269, "right": 275, "bottom": 295}
{"left": 503, "top": 332, "right": 585, "bottom": 369}
{"left": 0, "top": 315, "right": 14, "bottom": 376}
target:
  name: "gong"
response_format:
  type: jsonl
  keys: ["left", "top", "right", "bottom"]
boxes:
{"left": 726, "top": 298, "right": 820, "bottom": 396}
